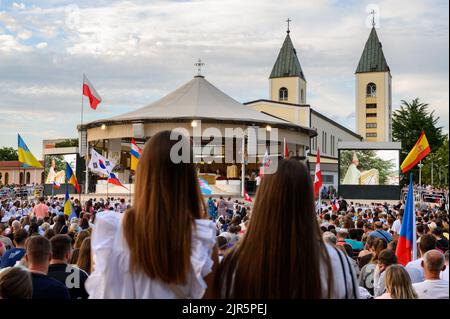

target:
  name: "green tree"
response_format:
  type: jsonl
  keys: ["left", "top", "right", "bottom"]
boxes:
{"left": 392, "top": 98, "right": 445, "bottom": 185}
{"left": 421, "top": 137, "right": 449, "bottom": 187}
{"left": 55, "top": 139, "right": 78, "bottom": 147}
{"left": 0, "top": 147, "right": 18, "bottom": 161}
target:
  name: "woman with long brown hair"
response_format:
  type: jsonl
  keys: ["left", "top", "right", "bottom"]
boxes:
{"left": 215, "top": 159, "right": 359, "bottom": 298}
{"left": 85, "top": 131, "right": 217, "bottom": 298}
{"left": 76, "top": 237, "right": 91, "bottom": 275}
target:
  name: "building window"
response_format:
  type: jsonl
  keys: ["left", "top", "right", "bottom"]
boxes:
{"left": 366, "top": 133, "right": 377, "bottom": 138}
{"left": 322, "top": 175, "right": 334, "bottom": 184}
{"left": 301, "top": 89, "right": 304, "bottom": 103}
{"left": 366, "top": 103, "right": 377, "bottom": 109}
{"left": 366, "top": 83, "right": 377, "bottom": 97}
{"left": 322, "top": 132, "right": 327, "bottom": 154}
{"left": 26, "top": 172, "right": 31, "bottom": 184}
{"left": 330, "top": 135, "right": 335, "bottom": 157}
{"left": 279, "top": 87, "right": 288, "bottom": 101}
{"left": 366, "top": 113, "right": 377, "bottom": 118}
{"left": 19, "top": 172, "right": 24, "bottom": 184}
{"left": 366, "top": 123, "right": 377, "bottom": 128}
{"left": 5, "top": 173, "right": 9, "bottom": 184}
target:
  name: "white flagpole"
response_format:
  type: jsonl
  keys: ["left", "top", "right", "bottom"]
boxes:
{"left": 241, "top": 137, "right": 245, "bottom": 197}
{"left": 81, "top": 74, "right": 90, "bottom": 195}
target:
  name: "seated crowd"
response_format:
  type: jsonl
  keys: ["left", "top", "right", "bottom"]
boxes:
{"left": 0, "top": 130, "right": 448, "bottom": 299}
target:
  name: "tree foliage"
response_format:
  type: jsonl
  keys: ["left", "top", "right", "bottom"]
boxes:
{"left": 0, "top": 147, "right": 18, "bottom": 161}
{"left": 392, "top": 98, "right": 446, "bottom": 185}
{"left": 55, "top": 139, "right": 79, "bottom": 148}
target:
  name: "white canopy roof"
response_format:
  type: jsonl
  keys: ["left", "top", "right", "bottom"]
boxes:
{"left": 89, "top": 76, "right": 313, "bottom": 133}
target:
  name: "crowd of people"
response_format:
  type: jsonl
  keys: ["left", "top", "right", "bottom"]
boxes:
{"left": 0, "top": 130, "right": 448, "bottom": 299}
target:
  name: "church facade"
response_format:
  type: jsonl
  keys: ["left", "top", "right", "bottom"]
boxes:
{"left": 246, "top": 25, "right": 393, "bottom": 191}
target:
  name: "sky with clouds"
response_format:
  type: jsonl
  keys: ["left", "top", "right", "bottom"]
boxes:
{"left": 0, "top": 0, "right": 448, "bottom": 158}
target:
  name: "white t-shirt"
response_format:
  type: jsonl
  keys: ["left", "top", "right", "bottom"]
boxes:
{"left": 440, "top": 266, "right": 449, "bottom": 282}
{"left": 85, "top": 212, "right": 216, "bottom": 299}
{"left": 413, "top": 279, "right": 449, "bottom": 299}
{"left": 406, "top": 258, "right": 424, "bottom": 283}
{"left": 391, "top": 219, "right": 401, "bottom": 234}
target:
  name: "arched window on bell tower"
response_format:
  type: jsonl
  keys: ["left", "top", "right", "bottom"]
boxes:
{"left": 366, "top": 83, "right": 377, "bottom": 97}
{"left": 279, "top": 87, "right": 288, "bottom": 101}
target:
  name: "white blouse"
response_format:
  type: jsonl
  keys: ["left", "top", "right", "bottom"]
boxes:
{"left": 85, "top": 211, "right": 216, "bottom": 299}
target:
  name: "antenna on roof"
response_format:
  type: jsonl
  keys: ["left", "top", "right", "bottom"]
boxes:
{"left": 370, "top": 9, "right": 376, "bottom": 27}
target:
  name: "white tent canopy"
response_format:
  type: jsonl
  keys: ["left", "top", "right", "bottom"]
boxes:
{"left": 89, "top": 76, "right": 312, "bottom": 132}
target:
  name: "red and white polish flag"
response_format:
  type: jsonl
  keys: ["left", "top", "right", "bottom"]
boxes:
{"left": 314, "top": 148, "right": 322, "bottom": 198}
{"left": 83, "top": 75, "right": 102, "bottom": 110}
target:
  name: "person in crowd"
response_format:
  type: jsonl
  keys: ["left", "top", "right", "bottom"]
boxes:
{"left": 217, "top": 236, "right": 228, "bottom": 263}
{"left": 48, "top": 235, "right": 89, "bottom": 299}
{"left": 76, "top": 237, "right": 91, "bottom": 275}
{"left": 214, "top": 159, "right": 359, "bottom": 299}
{"left": 0, "top": 223, "right": 13, "bottom": 250}
{"left": 359, "top": 238, "right": 387, "bottom": 295}
{"left": 53, "top": 215, "right": 68, "bottom": 235}
{"left": 412, "top": 250, "right": 449, "bottom": 299}
{"left": 440, "top": 251, "right": 448, "bottom": 281}
{"left": 217, "top": 197, "right": 227, "bottom": 218}
{"left": 391, "top": 210, "right": 403, "bottom": 238}
{"left": 346, "top": 228, "right": 364, "bottom": 253}
{"left": 373, "top": 249, "right": 398, "bottom": 297}
{"left": 336, "top": 230, "right": 353, "bottom": 256}
{"left": 85, "top": 131, "right": 217, "bottom": 298}
{"left": 0, "top": 229, "right": 28, "bottom": 269}
{"left": 207, "top": 197, "right": 217, "bottom": 220}
{"left": 322, "top": 231, "right": 337, "bottom": 246}
{"left": 406, "top": 234, "right": 436, "bottom": 283}
{"left": 369, "top": 221, "right": 393, "bottom": 243}
{"left": 376, "top": 265, "right": 418, "bottom": 299}
{"left": 25, "top": 235, "right": 70, "bottom": 299}
{"left": 70, "top": 230, "right": 90, "bottom": 265}
{"left": 33, "top": 197, "right": 49, "bottom": 220}
{"left": 0, "top": 267, "right": 33, "bottom": 299}
{"left": 432, "top": 227, "right": 449, "bottom": 253}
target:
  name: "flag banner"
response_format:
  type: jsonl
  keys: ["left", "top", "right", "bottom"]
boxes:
{"left": 130, "top": 138, "right": 143, "bottom": 171}
{"left": 66, "top": 161, "right": 80, "bottom": 193}
{"left": 198, "top": 178, "right": 212, "bottom": 195}
{"left": 108, "top": 172, "right": 128, "bottom": 189}
{"left": 18, "top": 134, "right": 43, "bottom": 168}
{"left": 88, "top": 149, "right": 115, "bottom": 176}
{"left": 64, "top": 188, "right": 77, "bottom": 220}
{"left": 401, "top": 131, "right": 431, "bottom": 173}
{"left": 52, "top": 182, "right": 61, "bottom": 189}
{"left": 83, "top": 74, "right": 102, "bottom": 110}
{"left": 396, "top": 174, "right": 417, "bottom": 265}
{"left": 284, "top": 138, "right": 289, "bottom": 159}
{"left": 314, "top": 148, "right": 322, "bottom": 198}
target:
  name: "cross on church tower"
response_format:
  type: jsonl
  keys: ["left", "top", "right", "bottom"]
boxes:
{"left": 286, "top": 18, "right": 291, "bottom": 34}
{"left": 370, "top": 9, "right": 376, "bottom": 27}
{"left": 194, "top": 59, "right": 205, "bottom": 76}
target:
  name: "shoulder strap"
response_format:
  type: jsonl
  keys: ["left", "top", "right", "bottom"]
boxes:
{"left": 333, "top": 247, "right": 348, "bottom": 299}
{"left": 375, "top": 230, "right": 389, "bottom": 242}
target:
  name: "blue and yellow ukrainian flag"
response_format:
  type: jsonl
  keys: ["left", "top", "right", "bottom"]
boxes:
{"left": 64, "top": 188, "right": 77, "bottom": 219}
{"left": 18, "top": 134, "right": 43, "bottom": 168}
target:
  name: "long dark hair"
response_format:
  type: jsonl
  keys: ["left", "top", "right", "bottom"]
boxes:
{"left": 122, "top": 130, "right": 206, "bottom": 285}
{"left": 215, "top": 159, "right": 333, "bottom": 298}
{"left": 53, "top": 215, "right": 66, "bottom": 234}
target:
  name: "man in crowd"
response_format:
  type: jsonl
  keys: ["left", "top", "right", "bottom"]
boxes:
{"left": 0, "top": 223, "right": 13, "bottom": 250}
{"left": 0, "top": 229, "right": 27, "bottom": 268}
{"left": 369, "top": 221, "right": 393, "bottom": 243}
{"left": 406, "top": 234, "right": 436, "bottom": 283}
{"left": 413, "top": 250, "right": 448, "bottom": 299}
{"left": 48, "top": 234, "right": 89, "bottom": 299}
{"left": 33, "top": 197, "right": 49, "bottom": 220}
{"left": 25, "top": 235, "right": 70, "bottom": 299}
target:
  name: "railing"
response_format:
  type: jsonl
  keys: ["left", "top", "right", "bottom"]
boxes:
{"left": 0, "top": 185, "right": 44, "bottom": 199}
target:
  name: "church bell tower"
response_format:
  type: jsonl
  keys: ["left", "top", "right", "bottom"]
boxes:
{"left": 269, "top": 19, "right": 307, "bottom": 105}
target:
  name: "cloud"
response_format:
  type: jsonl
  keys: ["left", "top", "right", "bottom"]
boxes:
{"left": 35, "top": 41, "right": 48, "bottom": 49}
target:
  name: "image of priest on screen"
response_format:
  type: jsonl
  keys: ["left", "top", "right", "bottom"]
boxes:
{"left": 342, "top": 152, "right": 379, "bottom": 185}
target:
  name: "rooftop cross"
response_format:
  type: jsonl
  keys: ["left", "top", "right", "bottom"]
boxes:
{"left": 286, "top": 18, "right": 291, "bottom": 33}
{"left": 194, "top": 58, "right": 205, "bottom": 76}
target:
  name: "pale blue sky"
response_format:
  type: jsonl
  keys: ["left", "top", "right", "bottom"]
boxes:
{"left": 1, "top": 0, "right": 448, "bottom": 158}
